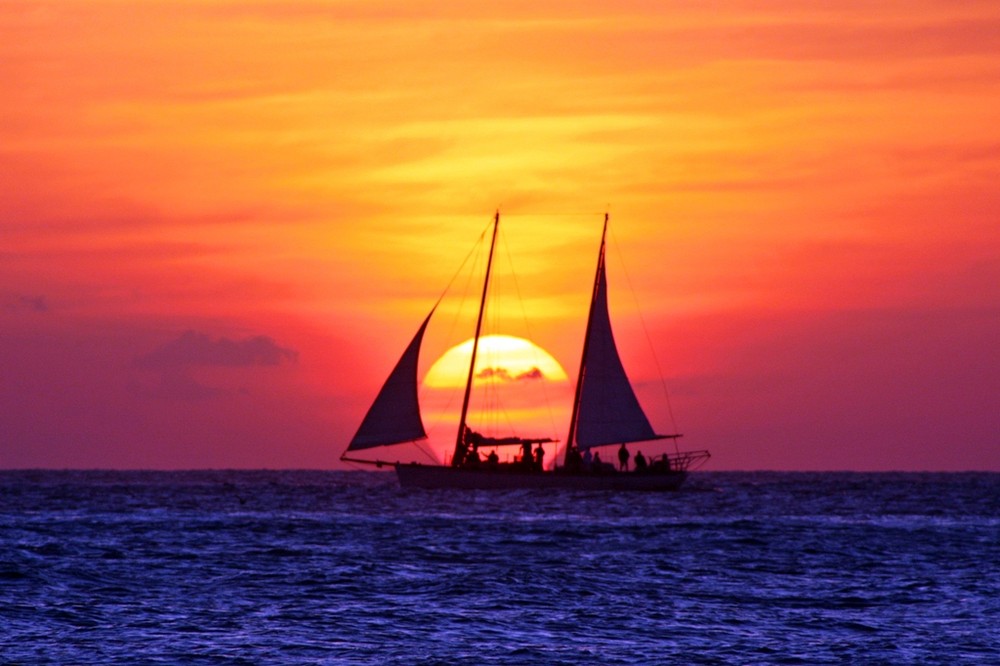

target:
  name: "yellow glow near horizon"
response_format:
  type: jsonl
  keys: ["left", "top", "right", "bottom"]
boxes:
{"left": 424, "top": 335, "right": 568, "bottom": 389}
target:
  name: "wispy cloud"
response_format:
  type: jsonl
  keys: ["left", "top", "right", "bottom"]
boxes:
{"left": 135, "top": 330, "right": 298, "bottom": 369}
{"left": 3, "top": 293, "right": 49, "bottom": 313}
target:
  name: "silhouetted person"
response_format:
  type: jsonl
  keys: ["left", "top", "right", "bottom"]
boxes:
{"left": 618, "top": 443, "right": 630, "bottom": 471}
{"left": 582, "top": 449, "right": 593, "bottom": 471}
{"left": 593, "top": 450, "right": 603, "bottom": 473}
{"left": 521, "top": 441, "right": 533, "bottom": 469}
{"left": 634, "top": 450, "right": 647, "bottom": 471}
{"left": 534, "top": 444, "right": 545, "bottom": 471}
{"left": 454, "top": 426, "right": 483, "bottom": 467}
{"left": 557, "top": 446, "right": 583, "bottom": 472}
{"left": 486, "top": 449, "right": 499, "bottom": 468}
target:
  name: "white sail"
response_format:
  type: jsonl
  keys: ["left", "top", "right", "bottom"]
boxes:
{"left": 346, "top": 311, "right": 432, "bottom": 451}
{"left": 574, "top": 258, "right": 657, "bottom": 449}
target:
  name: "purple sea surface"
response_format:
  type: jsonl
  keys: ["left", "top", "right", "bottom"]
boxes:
{"left": 1, "top": 470, "right": 998, "bottom": 664}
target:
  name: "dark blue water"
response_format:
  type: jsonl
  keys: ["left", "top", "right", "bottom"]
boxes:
{"left": 1, "top": 471, "right": 998, "bottom": 664}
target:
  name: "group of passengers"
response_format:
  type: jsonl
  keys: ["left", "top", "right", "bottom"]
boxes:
{"left": 456, "top": 428, "right": 673, "bottom": 474}
{"left": 455, "top": 429, "right": 545, "bottom": 471}
{"left": 564, "top": 443, "right": 672, "bottom": 474}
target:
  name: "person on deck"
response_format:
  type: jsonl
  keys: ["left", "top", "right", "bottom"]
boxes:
{"left": 582, "top": 448, "right": 593, "bottom": 471}
{"left": 465, "top": 444, "right": 481, "bottom": 468}
{"left": 454, "top": 427, "right": 483, "bottom": 468}
{"left": 634, "top": 450, "right": 647, "bottom": 471}
{"left": 566, "top": 447, "right": 582, "bottom": 472}
{"left": 486, "top": 449, "right": 499, "bottom": 468}
{"left": 534, "top": 444, "right": 545, "bottom": 472}
{"left": 618, "top": 443, "right": 630, "bottom": 471}
{"left": 521, "top": 441, "right": 533, "bottom": 470}
{"left": 592, "top": 450, "right": 603, "bottom": 473}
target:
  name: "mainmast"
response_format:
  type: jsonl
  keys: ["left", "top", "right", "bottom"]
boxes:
{"left": 564, "top": 213, "right": 609, "bottom": 465}
{"left": 451, "top": 211, "right": 500, "bottom": 467}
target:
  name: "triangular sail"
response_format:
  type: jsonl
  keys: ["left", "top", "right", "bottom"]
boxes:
{"left": 346, "top": 311, "right": 432, "bottom": 451}
{"left": 573, "top": 235, "right": 657, "bottom": 450}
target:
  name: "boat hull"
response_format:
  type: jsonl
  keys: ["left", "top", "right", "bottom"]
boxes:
{"left": 395, "top": 463, "right": 688, "bottom": 491}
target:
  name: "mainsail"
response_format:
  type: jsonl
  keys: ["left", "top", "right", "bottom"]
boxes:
{"left": 346, "top": 311, "right": 433, "bottom": 451}
{"left": 571, "top": 219, "right": 658, "bottom": 450}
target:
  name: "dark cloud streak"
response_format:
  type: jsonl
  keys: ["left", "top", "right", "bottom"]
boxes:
{"left": 3, "top": 293, "right": 49, "bottom": 313}
{"left": 135, "top": 330, "right": 298, "bottom": 369}
{"left": 475, "top": 366, "right": 546, "bottom": 382}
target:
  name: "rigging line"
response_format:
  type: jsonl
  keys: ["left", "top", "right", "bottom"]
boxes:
{"left": 490, "top": 227, "right": 535, "bottom": 438}
{"left": 423, "top": 218, "right": 492, "bottom": 397}
{"left": 607, "top": 225, "right": 681, "bottom": 439}
{"left": 434, "top": 220, "right": 493, "bottom": 308}
{"left": 489, "top": 233, "right": 528, "bottom": 442}
{"left": 472, "top": 233, "right": 495, "bottom": 434}
{"left": 418, "top": 227, "right": 487, "bottom": 441}
{"left": 423, "top": 381, "right": 461, "bottom": 460}
{"left": 498, "top": 224, "right": 561, "bottom": 439}
{"left": 486, "top": 228, "right": 505, "bottom": 436}
{"left": 413, "top": 439, "right": 440, "bottom": 465}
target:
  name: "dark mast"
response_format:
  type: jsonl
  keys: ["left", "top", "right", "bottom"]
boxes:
{"left": 564, "top": 212, "right": 609, "bottom": 465}
{"left": 451, "top": 211, "right": 500, "bottom": 466}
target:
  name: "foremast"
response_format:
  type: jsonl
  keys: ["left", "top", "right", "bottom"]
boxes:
{"left": 451, "top": 210, "right": 500, "bottom": 467}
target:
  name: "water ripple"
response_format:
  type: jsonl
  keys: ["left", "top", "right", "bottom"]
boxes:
{"left": 1, "top": 470, "right": 998, "bottom": 664}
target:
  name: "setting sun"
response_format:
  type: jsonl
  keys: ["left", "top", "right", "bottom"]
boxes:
{"left": 423, "top": 335, "right": 568, "bottom": 389}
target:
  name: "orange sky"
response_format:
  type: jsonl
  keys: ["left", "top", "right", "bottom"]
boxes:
{"left": 2, "top": 1, "right": 998, "bottom": 469}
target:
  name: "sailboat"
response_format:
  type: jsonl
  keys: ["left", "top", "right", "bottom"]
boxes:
{"left": 341, "top": 212, "right": 710, "bottom": 490}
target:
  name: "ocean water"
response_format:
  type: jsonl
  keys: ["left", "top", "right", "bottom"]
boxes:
{"left": 1, "top": 471, "right": 998, "bottom": 665}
